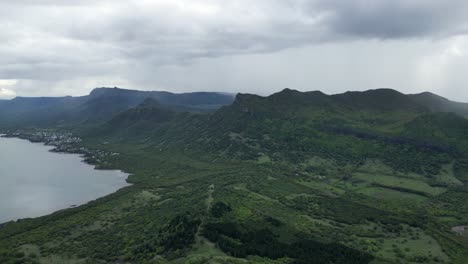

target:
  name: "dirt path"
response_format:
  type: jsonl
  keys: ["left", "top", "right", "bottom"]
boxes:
{"left": 189, "top": 184, "right": 226, "bottom": 257}
{"left": 206, "top": 184, "right": 215, "bottom": 212}
{"left": 196, "top": 185, "right": 215, "bottom": 239}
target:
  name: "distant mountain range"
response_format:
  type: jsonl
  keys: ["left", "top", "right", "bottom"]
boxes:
{"left": 0, "top": 87, "right": 235, "bottom": 127}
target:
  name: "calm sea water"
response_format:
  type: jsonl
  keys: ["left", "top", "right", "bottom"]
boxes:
{"left": 0, "top": 136, "right": 129, "bottom": 223}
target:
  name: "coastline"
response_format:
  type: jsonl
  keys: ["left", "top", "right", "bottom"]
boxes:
{"left": 1, "top": 130, "right": 130, "bottom": 175}
{"left": 0, "top": 132, "right": 132, "bottom": 224}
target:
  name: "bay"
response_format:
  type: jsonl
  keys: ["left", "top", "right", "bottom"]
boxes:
{"left": 0, "top": 136, "right": 129, "bottom": 223}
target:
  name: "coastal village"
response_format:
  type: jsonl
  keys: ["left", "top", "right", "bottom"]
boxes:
{"left": 0, "top": 130, "right": 119, "bottom": 168}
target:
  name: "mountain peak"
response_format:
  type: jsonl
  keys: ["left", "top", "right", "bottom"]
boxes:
{"left": 277, "top": 88, "right": 299, "bottom": 94}
{"left": 341, "top": 88, "right": 403, "bottom": 96}
{"left": 330, "top": 88, "right": 424, "bottom": 112}
{"left": 89, "top": 87, "right": 139, "bottom": 97}
{"left": 269, "top": 88, "right": 327, "bottom": 103}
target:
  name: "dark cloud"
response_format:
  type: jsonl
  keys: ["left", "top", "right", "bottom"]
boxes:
{"left": 313, "top": 0, "right": 468, "bottom": 39}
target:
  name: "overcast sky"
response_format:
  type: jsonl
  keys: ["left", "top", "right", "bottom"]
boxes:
{"left": 1, "top": 1, "right": 468, "bottom": 101}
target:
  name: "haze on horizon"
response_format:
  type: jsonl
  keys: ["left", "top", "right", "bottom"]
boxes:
{"left": 1, "top": 1, "right": 468, "bottom": 101}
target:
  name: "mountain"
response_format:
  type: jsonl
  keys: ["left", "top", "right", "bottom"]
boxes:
{"left": 332, "top": 88, "right": 425, "bottom": 112}
{"left": 227, "top": 88, "right": 467, "bottom": 118}
{"left": 89, "top": 87, "right": 234, "bottom": 109}
{"left": 409, "top": 91, "right": 468, "bottom": 116}
{"left": 90, "top": 87, "right": 468, "bottom": 180}
{"left": 0, "top": 87, "right": 234, "bottom": 128}
{"left": 1, "top": 88, "right": 468, "bottom": 264}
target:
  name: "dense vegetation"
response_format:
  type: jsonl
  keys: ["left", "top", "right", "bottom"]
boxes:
{"left": 1, "top": 88, "right": 468, "bottom": 263}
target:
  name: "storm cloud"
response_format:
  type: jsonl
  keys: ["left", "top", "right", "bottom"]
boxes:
{"left": 1, "top": 0, "right": 468, "bottom": 100}
{"left": 313, "top": 1, "right": 468, "bottom": 39}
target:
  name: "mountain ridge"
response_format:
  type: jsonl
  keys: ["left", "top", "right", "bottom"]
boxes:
{"left": 0, "top": 87, "right": 235, "bottom": 127}
{"left": 233, "top": 88, "right": 468, "bottom": 113}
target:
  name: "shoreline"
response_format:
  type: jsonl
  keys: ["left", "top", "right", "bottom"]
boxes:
{"left": 1, "top": 131, "right": 131, "bottom": 175}
{"left": 0, "top": 133, "right": 133, "bottom": 224}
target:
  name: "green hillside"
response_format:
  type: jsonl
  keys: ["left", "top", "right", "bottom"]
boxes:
{"left": 1, "top": 88, "right": 468, "bottom": 264}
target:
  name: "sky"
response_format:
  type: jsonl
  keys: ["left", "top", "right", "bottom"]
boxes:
{"left": 1, "top": 0, "right": 468, "bottom": 101}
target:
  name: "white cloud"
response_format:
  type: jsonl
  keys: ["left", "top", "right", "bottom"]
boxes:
{"left": 0, "top": 88, "right": 16, "bottom": 99}
{"left": 0, "top": 80, "right": 17, "bottom": 99}
{"left": 0, "top": 79, "right": 17, "bottom": 99}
